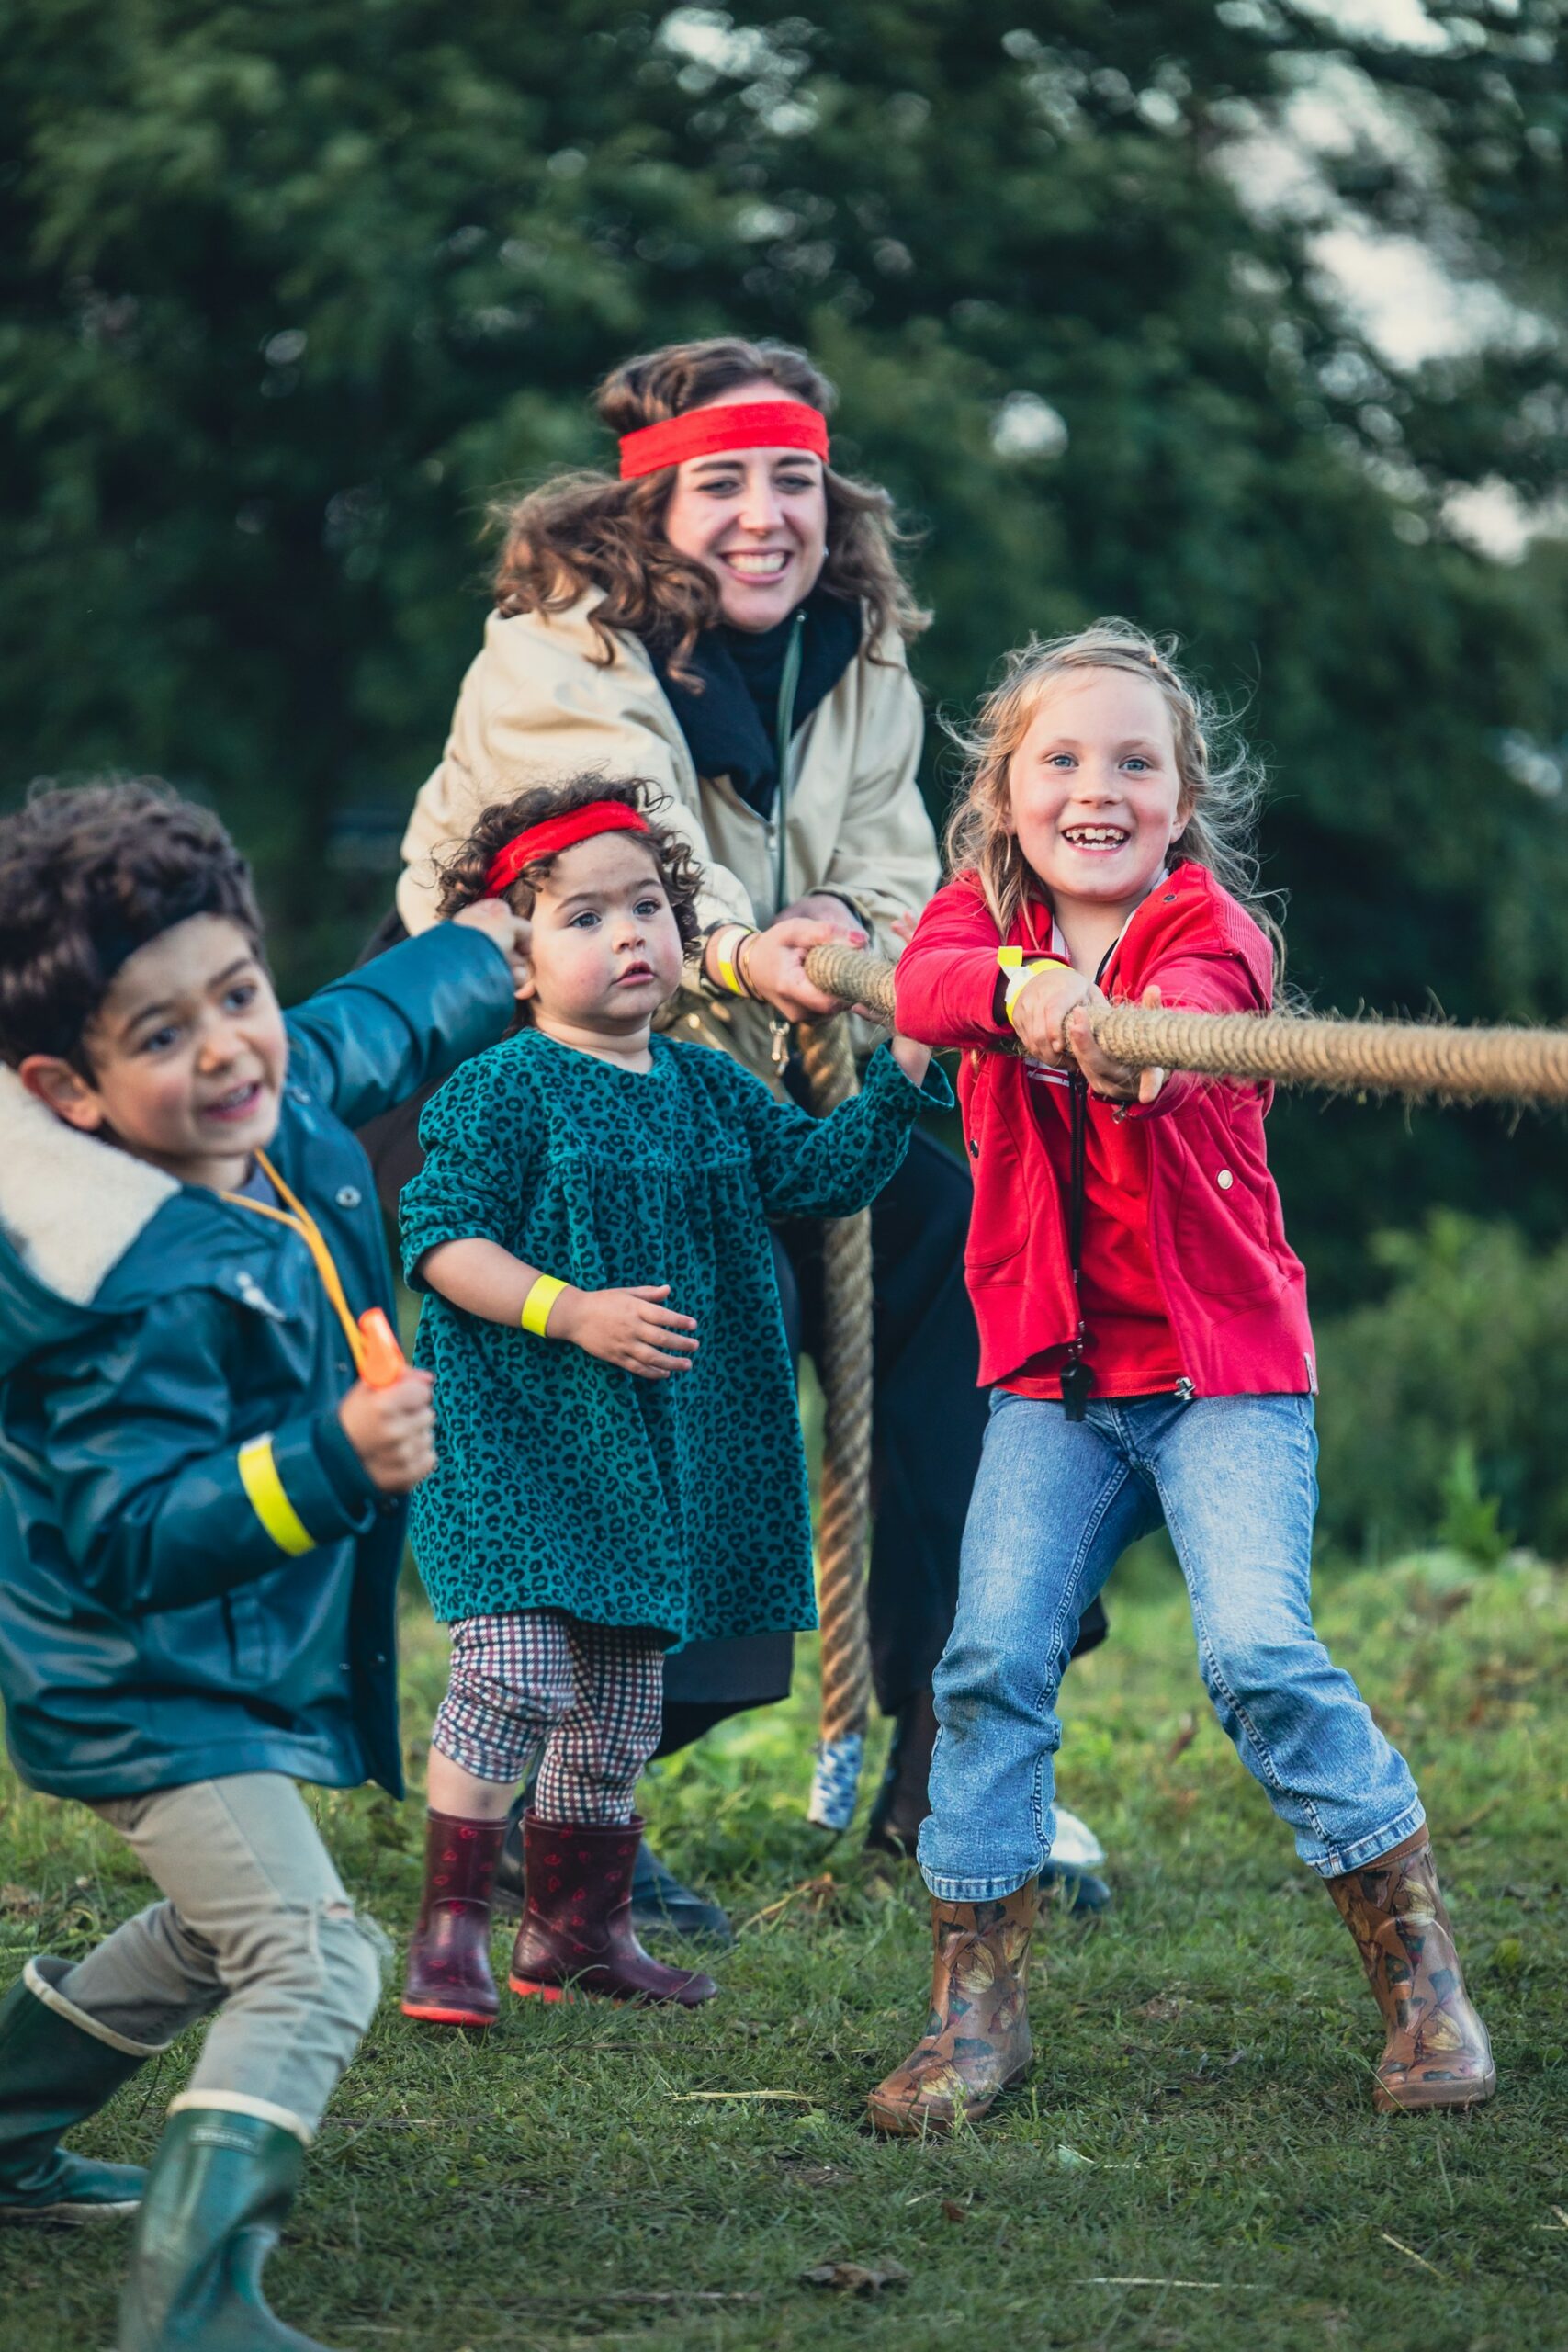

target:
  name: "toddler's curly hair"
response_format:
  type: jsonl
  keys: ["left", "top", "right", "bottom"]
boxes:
{"left": 434, "top": 774, "right": 705, "bottom": 955}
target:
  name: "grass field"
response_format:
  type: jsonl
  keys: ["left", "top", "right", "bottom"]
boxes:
{"left": 1, "top": 1544, "right": 1564, "bottom": 2352}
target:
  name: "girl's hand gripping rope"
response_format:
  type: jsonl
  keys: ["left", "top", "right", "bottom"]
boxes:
{"left": 1008, "top": 963, "right": 1095, "bottom": 1066}
{"left": 1066, "top": 983, "right": 1168, "bottom": 1106}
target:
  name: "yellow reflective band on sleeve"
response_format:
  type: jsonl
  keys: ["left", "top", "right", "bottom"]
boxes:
{"left": 236, "top": 1436, "right": 316, "bottom": 1557}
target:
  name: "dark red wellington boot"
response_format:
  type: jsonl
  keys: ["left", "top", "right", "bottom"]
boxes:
{"left": 401, "top": 1810, "right": 506, "bottom": 2028}
{"left": 508, "top": 1814, "right": 718, "bottom": 2007}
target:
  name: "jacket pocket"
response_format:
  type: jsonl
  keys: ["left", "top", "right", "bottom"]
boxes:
{"left": 221, "top": 1588, "right": 275, "bottom": 1684}
{"left": 1168, "top": 1139, "right": 1285, "bottom": 1303}
{"left": 963, "top": 1075, "right": 1032, "bottom": 1272}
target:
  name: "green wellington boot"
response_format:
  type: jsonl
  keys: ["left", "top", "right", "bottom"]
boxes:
{"left": 0, "top": 1957, "right": 160, "bottom": 2223}
{"left": 118, "top": 2103, "right": 335, "bottom": 2350}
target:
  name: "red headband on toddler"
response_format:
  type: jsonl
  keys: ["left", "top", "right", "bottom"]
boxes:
{"left": 482, "top": 801, "right": 649, "bottom": 899}
{"left": 618, "top": 399, "right": 830, "bottom": 481}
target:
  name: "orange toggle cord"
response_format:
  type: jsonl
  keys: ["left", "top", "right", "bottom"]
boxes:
{"left": 357, "top": 1308, "right": 408, "bottom": 1390}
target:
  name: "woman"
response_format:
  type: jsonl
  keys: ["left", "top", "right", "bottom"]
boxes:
{"left": 380, "top": 335, "right": 1108, "bottom": 1936}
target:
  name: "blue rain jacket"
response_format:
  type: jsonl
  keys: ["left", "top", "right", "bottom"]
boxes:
{"left": 0, "top": 927, "right": 514, "bottom": 1802}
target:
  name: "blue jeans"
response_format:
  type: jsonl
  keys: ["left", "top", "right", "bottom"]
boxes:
{"left": 918, "top": 1391, "right": 1423, "bottom": 1902}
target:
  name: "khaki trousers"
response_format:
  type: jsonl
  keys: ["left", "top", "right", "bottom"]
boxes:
{"left": 54, "top": 1773, "right": 387, "bottom": 2142}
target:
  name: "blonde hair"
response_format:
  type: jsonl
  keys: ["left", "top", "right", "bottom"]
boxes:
{"left": 943, "top": 617, "right": 1280, "bottom": 968}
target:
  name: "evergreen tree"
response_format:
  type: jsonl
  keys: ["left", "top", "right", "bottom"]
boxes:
{"left": 1, "top": 0, "right": 1564, "bottom": 1298}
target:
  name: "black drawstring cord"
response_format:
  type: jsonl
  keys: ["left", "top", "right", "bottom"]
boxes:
{"left": 1060, "top": 1069, "right": 1093, "bottom": 1422}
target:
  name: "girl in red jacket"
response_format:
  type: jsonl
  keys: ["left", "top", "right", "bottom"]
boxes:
{"left": 867, "top": 619, "right": 1494, "bottom": 2135}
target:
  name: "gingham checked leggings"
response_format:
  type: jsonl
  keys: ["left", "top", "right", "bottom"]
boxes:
{"left": 430, "top": 1610, "right": 664, "bottom": 1825}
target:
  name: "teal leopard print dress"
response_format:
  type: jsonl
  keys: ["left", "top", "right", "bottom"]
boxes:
{"left": 400, "top": 1031, "right": 949, "bottom": 1644}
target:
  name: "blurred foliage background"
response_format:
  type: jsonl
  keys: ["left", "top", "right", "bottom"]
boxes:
{"left": 3, "top": 0, "right": 1567, "bottom": 1552}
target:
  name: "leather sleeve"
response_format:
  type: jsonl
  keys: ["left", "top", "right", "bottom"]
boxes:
{"left": 285, "top": 924, "right": 516, "bottom": 1133}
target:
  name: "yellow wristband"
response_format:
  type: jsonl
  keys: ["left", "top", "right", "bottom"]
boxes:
{"left": 714, "top": 927, "right": 754, "bottom": 999}
{"left": 520, "top": 1273, "right": 568, "bottom": 1338}
{"left": 1001, "top": 955, "right": 1071, "bottom": 1029}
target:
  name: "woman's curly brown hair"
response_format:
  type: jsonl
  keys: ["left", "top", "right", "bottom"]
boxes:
{"left": 491, "top": 336, "right": 929, "bottom": 681}
{"left": 435, "top": 775, "right": 705, "bottom": 1017}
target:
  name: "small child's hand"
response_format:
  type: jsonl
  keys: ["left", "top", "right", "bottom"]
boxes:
{"left": 891, "top": 1034, "right": 932, "bottom": 1087}
{"left": 1008, "top": 964, "right": 1094, "bottom": 1065}
{"left": 452, "top": 899, "right": 531, "bottom": 994}
{"left": 338, "top": 1367, "right": 436, "bottom": 1493}
{"left": 1065, "top": 982, "right": 1168, "bottom": 1105}
{"left": 552, "top": 1284, "right": 699, "bottom": 1380}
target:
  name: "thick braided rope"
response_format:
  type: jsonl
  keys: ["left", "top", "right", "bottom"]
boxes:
{"left": 794, "top": 1014, "right": 875, "bottom": 1818}
{"left": 802, "top": 943, "right": 1568, "bottom": 1105}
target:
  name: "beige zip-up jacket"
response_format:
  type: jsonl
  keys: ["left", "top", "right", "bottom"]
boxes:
{"left": 397, "top": 591, "right": 940, "bottom": 1081}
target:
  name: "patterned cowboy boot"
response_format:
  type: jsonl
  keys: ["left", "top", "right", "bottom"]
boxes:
{"left": 507, "top": 1814, "right": 717, "bottom": 2007}
{"left": 866, "top": 1882, "right": 1037, "bottom": 2136}
{"left": 1326, "top": 1829, "right": 1495, "bottom": 2112}
{"left": 400, "top": 1811, "right": 507, "bottom": 2029}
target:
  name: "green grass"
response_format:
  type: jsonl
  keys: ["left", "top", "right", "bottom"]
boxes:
{"left": 2, "top": 1547, "right": 1564, "bottom": 2351}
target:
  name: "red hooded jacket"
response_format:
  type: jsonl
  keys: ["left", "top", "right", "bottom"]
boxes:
{"left": 894, "top": 862, "right": 1314, "bottom": 1397}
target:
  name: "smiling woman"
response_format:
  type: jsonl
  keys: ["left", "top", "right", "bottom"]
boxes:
{"left": 368, "top": 336, "right": 1110, "bottom": 1943}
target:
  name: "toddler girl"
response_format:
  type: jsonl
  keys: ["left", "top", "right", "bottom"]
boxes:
{"left": 399, "top": 774, "right": 945, "bottom": 2021}
{"left": 870, "top": 620, "right": 1494, "bottom": 2132}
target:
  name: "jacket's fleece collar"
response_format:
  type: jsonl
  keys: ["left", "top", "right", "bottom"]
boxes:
{"left": 0, "top": 1066, "right": 177, "bottom": 1306}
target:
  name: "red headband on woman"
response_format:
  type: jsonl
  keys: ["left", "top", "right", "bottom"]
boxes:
{"left": 618, "top": 400, "right": 830, "bottom": 481}
{"left": 482, "top": 801, "right": 649, "bottom": 899}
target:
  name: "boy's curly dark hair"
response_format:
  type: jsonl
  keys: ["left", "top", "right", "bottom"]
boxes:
{"left": 0, "top": 780, "right": 263, "bottom": 1069}
{"left": 434, "top": 774, "right": 705, "bottom": 954}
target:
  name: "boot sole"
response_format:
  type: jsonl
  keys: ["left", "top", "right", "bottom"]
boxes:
{"left": 508, "top": 1975, "right": 575, "bottom": 2004}
{"left": 866, "top": 2063, "right": 1029, "bottom": 2138}
{"left": 0, "top": 2199, "right": 141, "bottom": 2224}
{"left": 508, "top": 1973, "right": 716, "bottom": 2008}
{"left": 400, "top": 1997, "right": 498, "bottom": 2028}
{"left": 1373, "top": 2068, "right": 1496, "bottom": 2114}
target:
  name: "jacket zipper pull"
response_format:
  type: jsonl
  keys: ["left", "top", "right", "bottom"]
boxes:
{"left": 1060, "top": 1351, "right": 1092, "bottom": 1422}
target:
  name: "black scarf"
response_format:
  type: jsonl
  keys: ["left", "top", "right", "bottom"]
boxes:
{"left": 649, "top": 588, "right": 863, "bottom": 818}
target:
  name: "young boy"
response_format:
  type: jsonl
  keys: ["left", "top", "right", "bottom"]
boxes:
{"left": 0, "top": 782, "right": 522, "bottom": 2348}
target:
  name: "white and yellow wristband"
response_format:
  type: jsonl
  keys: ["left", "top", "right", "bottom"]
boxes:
{"left": 997, "top": 944, "right": 1071, "bottom": 1031}
{"left": 520, "top": 1273, "right": 568, "bottom": 1338}
{"left": 710, "top": 924, "right": 756, "bottom": 1001}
